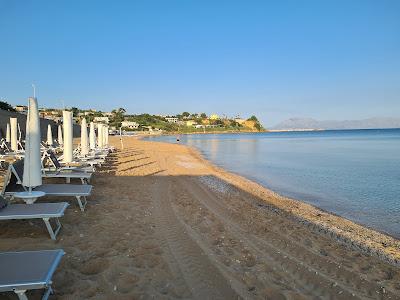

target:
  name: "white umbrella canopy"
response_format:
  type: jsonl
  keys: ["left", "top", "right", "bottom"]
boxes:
{"left": 105, "top": 126, "right": 109, "bottom": 146}
{"left": 97, "top": 124, "right": 104, "bottom": 148}
{"left": 80, "top": 118, "right": 89, "bottom": 156}
{"left": 10, "top": 118, "right": 18, "bottom": 151}
{"left": 6, "top": 123, "right": 10, "bottom": 143}
{"left": 22, "top": 97, "right": 42, "bottom": 189}
{"left": 63, "top": 111, "right": 73, "bottom": 163}
{"left": 89, "top": 122, "right": 96, "bottom": 150}
{"left": 102, "top": 126, "right": 107, "bottom": 147}
{"left": 47, "top": 124, "right": 53, "bottom": 146}
{"left": 58, "top": 125, "right": 63, "bottom": 145}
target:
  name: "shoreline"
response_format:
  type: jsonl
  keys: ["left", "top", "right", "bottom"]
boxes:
{"left": 138, "top": 135, "right": 400, "bottom": 266}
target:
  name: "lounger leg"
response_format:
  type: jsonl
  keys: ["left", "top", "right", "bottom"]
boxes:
{"left": 66, "top": 177, "right": 71, "bottom": 183}
{"left": 76, "top": 196, "right": 87, "bottom": 212}
{"left": 43, "top": 218, "right": 60, "bottom": 240}
{"left": 14, "top": 290, "right": 28, "bottom": 300}
{"left": 42, "top": 286, "right": 53, "bottom": 300}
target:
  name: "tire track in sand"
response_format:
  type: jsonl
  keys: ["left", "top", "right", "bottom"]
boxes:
{"left": 174, "top": 177, "right": 388, "bottom": 299}
{"left": 150, "top": 176, "right": 240, "bottom": 300}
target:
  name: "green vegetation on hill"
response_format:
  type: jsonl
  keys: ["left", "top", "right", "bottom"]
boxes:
{"left": 247, "top": 115, "right": 263, "bottom": 131}
{"left": 0, "top": 100, "right": 16, "bottom": 112}
{"left": 1, "top": 100, "right": 265, "bottom": 133}
{"left": 121, "top": 111, "right": 265, "bottom": 133}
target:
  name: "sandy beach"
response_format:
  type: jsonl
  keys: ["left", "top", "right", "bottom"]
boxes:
{"left": 1, "top": 136, "right": 399, "bottom": 299}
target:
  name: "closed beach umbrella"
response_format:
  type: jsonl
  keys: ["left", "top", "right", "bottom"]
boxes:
{"left": 58, "top": 125, "right": 63, "bottom": 145}
{"left": 10, "top": 118, "right": 18, "bottom": 151}
{"left": 47, "top": 124, "right": 53, "bottom": 146}
{"left": 106, "top": 126, "right": 109, "bottom": 145}
{"left": 97, "top": 124, "right": 104, "bottom": 148}
{"left": 6, "top": 123, "right": 10, "bottom": 143}
{"left": 89, "top": 122, "right": 96, "bottom": 150}
{"left": 63, "top": 111, "right": 73, "bottom": 163}
{"left": 23, "top": 97, "right": 42, "bottom": 189}
{"left": 104, "top": 125, "right": 108, "bottom": 146}
{"left": 80, "top": 118, "right": 89, "bottom": 156}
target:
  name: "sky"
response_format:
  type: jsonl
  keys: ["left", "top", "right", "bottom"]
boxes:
{"left": 0, "top": 0, "right": 399, "bottom": 127}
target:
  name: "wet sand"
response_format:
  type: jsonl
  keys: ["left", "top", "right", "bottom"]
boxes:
{"left": 0, "top": 136, "right": 399, "bottom": 299}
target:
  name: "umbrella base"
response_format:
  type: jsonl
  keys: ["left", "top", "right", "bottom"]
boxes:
{"left": 14, "top": 191, "right": 46, "bottom": 204}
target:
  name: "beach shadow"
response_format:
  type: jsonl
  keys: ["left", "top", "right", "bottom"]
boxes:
{"left": 144, "top": 169, "right": 167, "bottom": 176}
{"left": 119, "top": 161, "right": 156, "bottom": 172}
{"left": 118, "top": 157, "right": 151, "bottom": 165}
{"left": 119, "top": 151, "right": 145, "bottom": 158}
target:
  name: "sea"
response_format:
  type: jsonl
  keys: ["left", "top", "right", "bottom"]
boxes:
{"left": 148, "top": 129, "right": 400, "bottom": 238}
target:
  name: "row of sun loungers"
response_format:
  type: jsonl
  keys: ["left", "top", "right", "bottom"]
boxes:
{"left": 0, "top": 143, "right": 113, "bottom": 299}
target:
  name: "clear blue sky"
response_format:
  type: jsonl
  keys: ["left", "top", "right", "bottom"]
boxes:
{"left": 1, "top": 0, "right": 399, "bottom": 126}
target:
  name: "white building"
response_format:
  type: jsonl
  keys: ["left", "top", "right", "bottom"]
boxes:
{"left": 165, "top": 117, "right": 178, "bottom": 123}
{"left": 94, "top": 116, "right": 109, "bottom": 124}
{"left": 14, "top": 105, "right": 28, "bottom": 113}
{"left": 121, "top": 121, "right": 139, "bottom": 129}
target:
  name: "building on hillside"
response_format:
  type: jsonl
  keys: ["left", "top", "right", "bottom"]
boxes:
{"left": 121, "top": 121, "right": 139, "bottom": 129}
{"left": 185, "top": 120, "right": 197, "bottom": 127}
{"left": 209, "top": 114, "right": 219, "bottom": 120}
{"left": 165, "top": 117, "right": 178, "bottom": 123}
{"left": 94, "top": 116, "right": 109, "bottom": 124}
{"left": 14, "top": 105, "right": 28, "bottom": 113}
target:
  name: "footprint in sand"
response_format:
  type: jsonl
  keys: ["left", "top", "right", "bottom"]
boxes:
{"left": 79, "top": 257, "right": 110, "bottom": 275}
{"left": 116, "top": 273, "right": 140, "bottom": 293}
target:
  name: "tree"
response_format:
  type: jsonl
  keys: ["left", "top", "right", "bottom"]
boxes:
{"left": 71, "top": 107, "right": 79, "bottom": 117}
{"left": 247, "top": 115, "right": 263, "bottom": 131}
{"left": 200, "top": 113, "right": 207, "bottom": 119}
{"left": 112, "top": 107, "right": 126, "bottom": 115}
{"left": 0, "top": 100, "right": 16, "bottom": 112}
{"left": 110, "top": 107, "right": 126, "bottom": 128}
{"left": 182, "top": 112, "right": 190, "bottom": 118}
{"left": 247, "top": 115, "right": 259, "bottom": 122}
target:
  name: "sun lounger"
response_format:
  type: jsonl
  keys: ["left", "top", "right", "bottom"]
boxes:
{"left": 3, "top": 160, "right": 92, "bottom": 212}
{"left": 41, "top": 152, "right": 93, "bottom": 184}
{"left": 0, "top": 249, "right": 64, "bottom": 300}
{"left": 42, "top": 150, "right": 95, "bottom": 173}
{"left": 42, "top": 170, "right": 92, "bottom": 184}
{"left": 0, "top": 140, "right": 24, "bottom": 154}
{"left": 0, "top": 200, "right": 68, "bottom": 240}
{"left": 0, "top": 146, "right": 24, "bottom": 160}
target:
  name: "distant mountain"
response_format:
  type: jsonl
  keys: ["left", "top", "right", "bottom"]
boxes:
{"left": 273, "top": 117, "right": 400, "bottom": 130}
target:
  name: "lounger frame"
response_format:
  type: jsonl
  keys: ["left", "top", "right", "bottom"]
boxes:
{"left": 0, "top": 202, "right": 69, "bottom": 240}
{"left": 0, "top": 249, "right": 64, "bottom": 300}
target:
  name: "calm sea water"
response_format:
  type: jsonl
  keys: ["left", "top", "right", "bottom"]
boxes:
{"left": 149, "top": 129, "right": 400, "bottom": 238}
